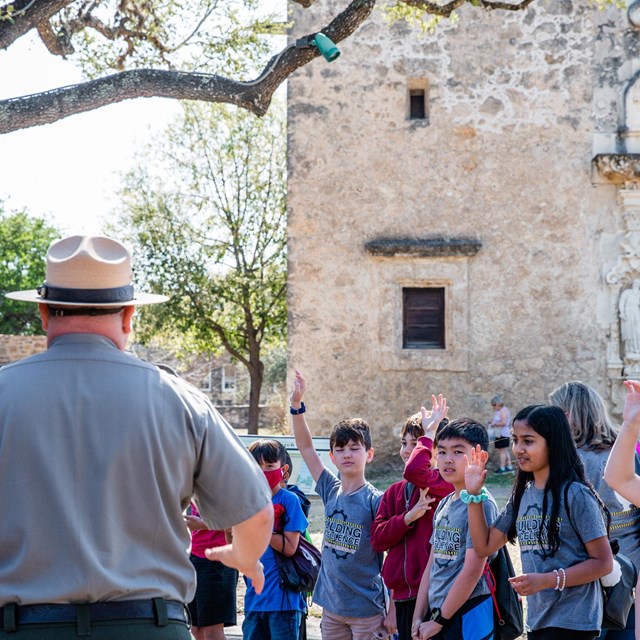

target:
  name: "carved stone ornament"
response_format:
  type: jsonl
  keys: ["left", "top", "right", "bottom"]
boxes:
{"left": 593, "top": 154, "right": 640, "bottom": 185}
{"left": 618, "top": 279, "right": 640, "bottom": 360}
{"left": 605, "top": 190, "right": 640, "bottom": 284}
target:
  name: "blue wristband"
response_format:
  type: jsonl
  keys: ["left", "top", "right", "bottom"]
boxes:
{"left": 460, "top": 487, "right": 489, "bottom": 504}
{"left": 289, "top": 402, "right": 306, "bottom": 415}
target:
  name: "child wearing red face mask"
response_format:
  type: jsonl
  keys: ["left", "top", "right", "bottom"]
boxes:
{"left": 245, "top": 439, "right": 309, "bottom": 640}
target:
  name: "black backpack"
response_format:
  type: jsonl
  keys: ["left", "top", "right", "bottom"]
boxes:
{"left": 482, "top": 546, "right": 524, "bottom": 640}
{"left": 274, "top": 536, "right": 322, "bottom": 593}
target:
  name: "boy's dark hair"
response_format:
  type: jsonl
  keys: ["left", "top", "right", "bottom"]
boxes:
{"left": 248, "top": 438, "right": 281, "bottom": 464}
{"left": 401, "top": 413, "right": 425, "bottom": 440}
{"left": 435, "top": 417, "right": 488, "bottom": 451}
{"left": 330, "top": 418, "right": 372, "bottom": 451}
{"left": 435, "top": 417, "right": 449, "bottom": 439}
{"left": 506, "top": 404, "right": 609, "bottom": 557}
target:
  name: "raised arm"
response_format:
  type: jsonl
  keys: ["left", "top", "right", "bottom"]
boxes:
{"left": 404, "top": 395, "right": 452, "bottom": 495}
{"left": 290, "top": 370, "right": 325, "bottom": 482}
{"left": 464, "top": 446, "right": 508, "bottom": 556}
{"left": 604, "top": 379, "right": 640, "bottom": 505}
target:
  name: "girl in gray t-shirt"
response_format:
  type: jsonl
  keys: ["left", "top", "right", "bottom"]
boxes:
{"left": 465, "top": 405, "right": 613, "bottom": 640}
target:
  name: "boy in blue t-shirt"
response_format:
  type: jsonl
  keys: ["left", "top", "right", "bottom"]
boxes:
{"left": 290, "top": 371, "right": 387, "bottom": 639}
{"left": 245, "top": 439, "right": 309, "bottom": 640}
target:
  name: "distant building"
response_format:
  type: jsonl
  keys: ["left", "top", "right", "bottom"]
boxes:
{"left": 131, "top": 343, "right": 285, "bottom": 431}
{"left": 0, "top": 336, "right": 283, "bottom": 432}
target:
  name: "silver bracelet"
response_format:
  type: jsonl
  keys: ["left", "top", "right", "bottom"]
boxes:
{"left": 558, "top": 567, "right": 567, "bottom": 591}
{"left": 553, "top": 569, "right": 560, "bottom": 590}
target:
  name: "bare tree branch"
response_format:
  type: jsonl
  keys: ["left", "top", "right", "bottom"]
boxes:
{"left": 0, "top": 0, "right": 376, "bottom": 133}
{"left": 479, "top": 0, "right": 535, "bottom": 11}
{"left": 36, "top": 16, "right": 73, "bottom": 55}
{"left": 401, "top": 0, "right": 534, "bottom": 15}
{"left": 0, "top": 0, "right": 73, "bottom": 49}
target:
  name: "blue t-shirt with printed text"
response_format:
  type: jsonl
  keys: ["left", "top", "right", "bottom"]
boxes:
{"left": 244, "top": 487, "right": 308, "bottom": 613}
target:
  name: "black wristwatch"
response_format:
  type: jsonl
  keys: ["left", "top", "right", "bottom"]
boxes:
{"left": 430, "top": 608, "right": 451, "bottom": 627}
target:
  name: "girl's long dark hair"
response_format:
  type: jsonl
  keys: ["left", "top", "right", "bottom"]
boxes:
{"left": 506, "top": 404, "right": 609, "bottom": 558}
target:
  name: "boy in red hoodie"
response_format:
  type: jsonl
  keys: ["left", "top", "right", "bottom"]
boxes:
{"left": 370, "top": 395, "right": 454, "bottom": 640}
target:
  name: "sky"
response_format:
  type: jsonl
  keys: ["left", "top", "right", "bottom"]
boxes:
{"left": 0, "top": 34, "right": 182, "bottom": 235}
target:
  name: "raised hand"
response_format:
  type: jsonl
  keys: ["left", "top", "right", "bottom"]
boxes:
{"left": 405, "top": 487, "right": 435, "bottom": 525}
{"left": 421, "top": 394, "right": 448, "bottom": 433}
{"left": 290, "top": 370, "right": 307, "bottom": 405}
{"left": 464, "top": 444, "right": 488, "bottom": 495}
{"left": 623, "top": 380, "right": 640, "bottom": 430}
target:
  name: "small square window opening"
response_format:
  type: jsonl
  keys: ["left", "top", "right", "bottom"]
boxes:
{"left": 409, "top": 89, "right": 426, "bottom": 120}
{"left": 403, "top": 287, "right": 445, "bottom": 349}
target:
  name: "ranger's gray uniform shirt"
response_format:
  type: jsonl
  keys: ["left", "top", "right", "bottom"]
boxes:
{"left": 0, "top": 333, "right": 271, "bottom": 606}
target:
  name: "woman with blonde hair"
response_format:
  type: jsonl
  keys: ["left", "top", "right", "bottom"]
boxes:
{"left": 550, "top": 380, "right": 640, "bottom": 639}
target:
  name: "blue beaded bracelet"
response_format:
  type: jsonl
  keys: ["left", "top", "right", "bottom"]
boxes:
{"left": 460, "top": 487, "right": 489, "bottom": 504}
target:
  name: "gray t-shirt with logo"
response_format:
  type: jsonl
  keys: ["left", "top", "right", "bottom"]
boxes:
{"left": 579, "top": 446, "right": 640, "bottom": 572}
{"left": 493, "top": 481, "right": 606, "bottom": 632}
{"left": 313, "top": 469, "right": 385, "bottom": 617}
{"left": 428, "top": 491, "right": 498, "bottom": 609}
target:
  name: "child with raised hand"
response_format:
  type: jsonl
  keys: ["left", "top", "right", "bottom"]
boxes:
{"left": 244, "top": 439, "right": 309, "bottom": 640}
{"left": 550, "top": 380, "right": 640, "bottom": 639}
{"left": 605, "top": 380, "right": 640, "bottom": 512}
{"left": 371, "top": 395, "right": 454, "bottom": 640}
{"left": 464, "top": 405, "right": 613, "bottom": 640}
{"left": 290, "top": 370, "right": 387, "bottom": 639}
{"left": 411, "top": 418, "right": 498, "bottom": 640}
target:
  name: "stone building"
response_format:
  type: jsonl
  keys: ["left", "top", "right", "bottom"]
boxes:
{"left": 287, "top": 0, "right": 640, "bottom": 466}
{"left": 0, "top": 335, "right": 46, "bottom": 364}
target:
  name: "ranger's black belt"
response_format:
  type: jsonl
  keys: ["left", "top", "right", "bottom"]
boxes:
{"left": 0, "top": 598, "right": 188, "bottom": 632}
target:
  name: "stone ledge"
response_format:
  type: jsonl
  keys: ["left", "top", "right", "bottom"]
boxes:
{"left": 364, "top": 237, "right": 482, "bottom": 257}
{"left": 592, "top": 154, "right": 640, "bottom": 185}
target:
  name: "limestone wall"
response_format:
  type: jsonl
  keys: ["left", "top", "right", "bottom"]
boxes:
{"left": 287, "top": 0, "right": 632, "bottom": 466}
{"left": 0, "top": 335, "right": 46, "bottom": 365}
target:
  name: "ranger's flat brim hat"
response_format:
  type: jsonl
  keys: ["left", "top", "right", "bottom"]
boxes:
{"left": 5, "top": 235, "right": 168, "bottom": 307}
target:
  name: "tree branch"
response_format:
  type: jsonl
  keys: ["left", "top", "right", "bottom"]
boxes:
{"left": 0, "top": 0, "right": 376, "bottom": 133}
{"left": 35, "top": 17, "right": 73, "bottom": 55}
{"left": 0, "top": 0, "right": 73, "bottom": 49}
{"left": 401, "top": 0, "right": 534, "bottom": 15}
